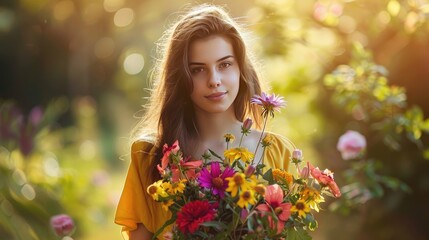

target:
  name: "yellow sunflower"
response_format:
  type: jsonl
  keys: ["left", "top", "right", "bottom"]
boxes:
{"left": 224, "top": 147, "right": 254, "bottom": 164}
{"left": 300, "top": 187, "right": 325, "bottom": 212}
{"left": 237, "top": 189, "right": 256, "bottom": 208}
{"left": 291, "top": 199, "right": 311, "bottom": 218}
{"left": 224, "top": 133, "right": 235, "bottom": 143}
{"left": 147, "top": 180, "right": 168, "bottom": 201}
{"left": 161, "top": 199, "right": 174, "bottom": 211}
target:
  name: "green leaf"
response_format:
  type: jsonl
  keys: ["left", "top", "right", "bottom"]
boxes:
{"left": 263, "top": 168, "right": 274, "bottom": 184}
{"left": 209, "top": 149, "right": 223, "bottom": 160}
{"left": 286, "top": 227, "right": 312, "bottom": 240}
{"left": 152, "top": 216, "right": 177, "bottom": 240}
{"left": 200, "top": 221, "right": 228, "bottom": 231}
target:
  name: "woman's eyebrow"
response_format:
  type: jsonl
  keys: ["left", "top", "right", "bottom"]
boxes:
{"left": 189, "top": 55, "right": 234, "bottom": 66}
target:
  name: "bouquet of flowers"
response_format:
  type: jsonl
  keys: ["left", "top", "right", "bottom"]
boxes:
{"left": 147, "top": 93, "right": 341, "bottom": 240}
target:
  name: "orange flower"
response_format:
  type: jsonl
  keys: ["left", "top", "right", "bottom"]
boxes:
{"left": 272, "top": 169, "right": 293, "bottom": 186}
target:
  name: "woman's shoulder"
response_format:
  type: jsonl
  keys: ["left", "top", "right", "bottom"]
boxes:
{"left": 264, "top": 131, "right": 296, "bottom": 154}
{"left": 131, "top": 135, "right": 158, "bottom": 157}
{"left": 262, "top": 132, "right": 295, "bottom": 171}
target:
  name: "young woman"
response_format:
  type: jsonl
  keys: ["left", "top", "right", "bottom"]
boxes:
{"left": 115, "top": 4, "right": 294, "bottom": 240}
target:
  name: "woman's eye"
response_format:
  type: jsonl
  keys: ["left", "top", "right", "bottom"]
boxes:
{"left": 191, "top": 67, "right": 204, "bottom": 74}
{"left": 219, "top": 62, "right": 231, "bottom": 69}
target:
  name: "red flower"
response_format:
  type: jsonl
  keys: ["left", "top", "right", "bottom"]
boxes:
{"left": 176, "top": 200, "right": 217, "bottom": 234}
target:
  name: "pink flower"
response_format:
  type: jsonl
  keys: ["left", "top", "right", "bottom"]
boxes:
{"left": 256, "top": 184, "right": 291, "bottom": 233}
{"left": 198, "top": 162, "right": 234, "bottom": 198}
{"left": 300, "top": 162, "right": 310, "bottom": 179}
{"left": 171, "top": 156, "right": 203, "bottom": 182}
{"left": 309, "top": 163, "right": 341, "bottom": 198}
{"left": 251, "top": 92, "right": 286, "bottom": 117}
{"left": 242, "top": 118, "right": 253, "bottom": 133}
{"left": 50, "top": 214, "right": 75, "bottom": 237}
{"left": 157, "top": 140, "right": 180, "bottom": 176}
{"left": 337, "top": 130, "right": 366, "bottom": 160}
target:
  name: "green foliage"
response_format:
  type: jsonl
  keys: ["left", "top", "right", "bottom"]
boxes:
{"left": 0, "top": 101, "right": 67, "bottom": 239}
{"left": 0, "top": 99, "right": 116, "bottom": 239}
{"left": 286, "top": 227, "right": 312, "bottom": 240}
{"left": 324, "top": 43, "right": 429, "bottom": 150}
{"left": 324, "top": 44, "right": 427, "bottom": 214}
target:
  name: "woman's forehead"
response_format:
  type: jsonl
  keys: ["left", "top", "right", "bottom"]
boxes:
{"left": 188, "top": 35, "right": 235, "bottom": 64}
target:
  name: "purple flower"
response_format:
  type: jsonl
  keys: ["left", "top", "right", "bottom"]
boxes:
{"left": 292, "top": 149, "right": 303, "bottom": 161}
{"left": 251, "top": 92, "right": 286, "bottom": 117}
{"left": 198, "top": 162, "right": 234, "bottom": 198}
{"left": 50, "top": 214, "right": 75, "bottom": 237}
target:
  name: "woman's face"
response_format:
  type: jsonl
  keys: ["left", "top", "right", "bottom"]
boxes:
{"left": 188, "top": 35, "right": 240, "bottom": 114}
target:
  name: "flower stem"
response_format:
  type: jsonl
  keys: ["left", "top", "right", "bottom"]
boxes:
{"left": 252, "top": 115, "right": 268, "bottom": 165}
{"left": 255, "top": 146, "right": 267, "bottom": 167}
{"left": 239, "top": 132, "right": 245, "bottom": 147}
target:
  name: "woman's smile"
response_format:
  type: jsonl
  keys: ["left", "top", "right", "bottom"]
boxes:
{"left": 205, "top": 91, "right": 228, "bottom": 101}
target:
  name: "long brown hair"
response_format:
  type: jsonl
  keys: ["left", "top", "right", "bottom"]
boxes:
{"left": 132, "top": 4, "right": 264, "bottom": 179}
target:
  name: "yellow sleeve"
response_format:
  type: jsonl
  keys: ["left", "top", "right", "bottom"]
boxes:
{"left": 114, "top": 140, "right": 171, "bottom": 239}
{"left": 263, "top": 132, "right": 295, "bottom": 171}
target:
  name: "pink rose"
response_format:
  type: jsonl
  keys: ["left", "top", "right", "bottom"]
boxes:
{"left": 50, "top": 214, "right": 75, "bottom": 237}
{"left": 336, "top": 130, "right": 366, "bottom": 160}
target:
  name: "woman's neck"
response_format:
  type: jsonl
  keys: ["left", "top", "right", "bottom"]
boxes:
{"left": 193, "top": 107, "right": 242, "bottom": 156}
{"left": 195, "top": 109, "right": 241, "bottom": 140}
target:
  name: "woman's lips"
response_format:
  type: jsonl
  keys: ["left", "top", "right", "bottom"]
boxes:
{"left": 205, "top": 91, "right": 227, "bottom": 101}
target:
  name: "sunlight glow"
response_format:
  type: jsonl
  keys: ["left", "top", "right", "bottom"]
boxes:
{"left": 12, "top": 169, "right": 26, "bottom": 186}
{"left": 21, "top": 184, "right": 36, "bottom": 200}
{"left": 103, "top": 0, "right": 124, "bottom": 12}
{"left": 377, "top": 11, "right": 391, "bottom": 26}
{"left": 123, "top": 53, "right": 144, "bottom": 75}
{"left": 114, "top": 8, "right": 134, "bottom": 27}
{"left": 44, "top": 157, "right": 61, "bottom": 177}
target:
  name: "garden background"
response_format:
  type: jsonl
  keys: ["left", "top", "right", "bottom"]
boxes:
{"left": 1, "top": 0, "right": 428, "bottom": 239}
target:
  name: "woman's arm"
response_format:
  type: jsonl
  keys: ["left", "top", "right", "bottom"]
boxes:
{"left": 129, "top": 223, "right": 154, "bottom": 240}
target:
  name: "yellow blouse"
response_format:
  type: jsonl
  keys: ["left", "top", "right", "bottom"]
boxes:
{"left": 114, "top": 132, "right": 294, "bottom": 240}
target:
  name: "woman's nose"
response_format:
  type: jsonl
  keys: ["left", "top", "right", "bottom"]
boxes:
{"left": 208, "top": 70, "right": 221, "bottom": 88}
